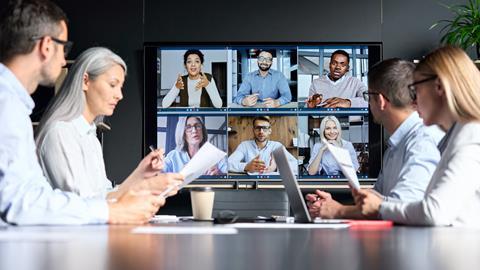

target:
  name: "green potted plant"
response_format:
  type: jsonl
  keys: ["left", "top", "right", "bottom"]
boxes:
{"left": 430, "top": 0, "right": 480, "bottom": 63}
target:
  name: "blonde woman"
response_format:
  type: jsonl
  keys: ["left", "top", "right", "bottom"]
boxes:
{"left": 307, "top": 116, "right": 359, "bottom": 175}
{"left": 358, "top": 46, "right": 480, "bottom": 227}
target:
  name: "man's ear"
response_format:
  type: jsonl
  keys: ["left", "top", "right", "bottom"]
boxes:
{"left": 38, "top": 37, "right": 53, "bottom": 61}
{"left": 378, "top": 93, "right": 388, "bottom": 110}
{"left": 82, "top": 73, "right": 89, "bottom": 91}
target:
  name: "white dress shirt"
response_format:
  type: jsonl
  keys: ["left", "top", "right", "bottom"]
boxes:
{"left": 0, "top": 63, "right": 108, "bottom": 225}
{"left": 38, "top": 116, "right": 112, "bottom": 198}
{"left": 380, "top": 122, "right": 480, "bottom": 227}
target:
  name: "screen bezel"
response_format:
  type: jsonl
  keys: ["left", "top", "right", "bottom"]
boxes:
{"left": 144, "top": 42, "right": 383, "bottom": 183}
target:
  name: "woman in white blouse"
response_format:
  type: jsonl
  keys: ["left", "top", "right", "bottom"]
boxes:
{"left": 162, "top": 49, "right": 223, "bottom": 108}
{"left": 307, "top": 115, "right": 359, "bottom": 176}
{"left": 35, "top": 47, "right": 183, "bottom": 199}
{"left": 357, "top": 46, "right": 480, "bottom": 227}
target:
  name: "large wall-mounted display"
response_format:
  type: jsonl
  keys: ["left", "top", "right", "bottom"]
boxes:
{"left": 144, "top": 42, "right": 383, "bottom": 183}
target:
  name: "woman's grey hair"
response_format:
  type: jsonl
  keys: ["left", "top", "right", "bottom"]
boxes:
{"left": 35, "top": 47, "right": 126, "bottom": 147}
{"left": 175, "top": 116, "right": 208, "bottom": 152}
{"left": 319, "top": 115, "right": 343, "bottom": 147}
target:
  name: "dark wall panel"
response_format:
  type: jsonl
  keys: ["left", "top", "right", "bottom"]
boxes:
{"left": 382, "top": 0, "right": 470, "bottom": 60}
{"left": 144, "top": 0, "right": 382, "bottom": 42}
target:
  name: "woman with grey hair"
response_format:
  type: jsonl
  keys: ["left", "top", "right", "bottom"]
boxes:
{"left": 307, "top": 115, "right": 359, "bottom": 176}
{"left": 162, "top": 116, "right": 227, "bottom": 175}
{"left": 36, "top": 47, "right": 182, "bottom": 199}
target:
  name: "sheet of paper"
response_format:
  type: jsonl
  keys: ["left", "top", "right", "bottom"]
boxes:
{"left": 149, "top": 215, "right": 179, "bottom": 223}
{"left": 323, "top": 140, "right": 361, "bottom": 190}
{"left": 160, "top": 142, "right": 226, "bottom": 197}
{"left": 225, "top": 223, "right": 350, "bottom": 229}
{"left": 132, "top": 226, "right": 238, "bottom": 235}
{"left": 180, "top": 142, "right": 226, "bottom": 184}
{"left": 247, "top": 171, "right": 280, "bottom": 176}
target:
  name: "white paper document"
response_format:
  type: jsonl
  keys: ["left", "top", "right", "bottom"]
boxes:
{"left": 132, "top": 226, "right": 238, "bottom": 235}
{"left": 323, "top": 140, "right": 361, "bottom": 190}
{"left": 225, "top": 223, "right": 350, "bottom": 229}
{"left": 160, "top": 142, "right": 226, "bottom": 197}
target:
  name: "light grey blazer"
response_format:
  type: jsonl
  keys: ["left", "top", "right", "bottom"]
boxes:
{"left": 379, "top": 122, "right": 480, "bottom": 227}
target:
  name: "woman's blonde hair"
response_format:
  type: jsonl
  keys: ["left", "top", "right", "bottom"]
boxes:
{"left": 319, "top": 116, "right": 343, "bottom": 147}
{"left": 416, "top": 46, "right": 480, "bottom": 122}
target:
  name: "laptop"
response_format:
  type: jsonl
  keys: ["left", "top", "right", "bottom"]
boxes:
{"left": 272, "top": 146, "right": 348, "bottom": 224}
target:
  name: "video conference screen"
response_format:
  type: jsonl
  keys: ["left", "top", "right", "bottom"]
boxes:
{"left": 144, "top": 43, "right": 382, "bottom": 182}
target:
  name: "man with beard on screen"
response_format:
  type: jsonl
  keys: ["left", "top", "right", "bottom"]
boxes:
{"left": 228, "top": 116, "right": 297, "bottom": 174}
{"left": 233, "top": 50, "right": 292, "bottom": 108}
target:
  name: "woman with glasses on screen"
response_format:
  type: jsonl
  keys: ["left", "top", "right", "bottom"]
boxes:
{"left": 307, "top": 115, "right": 359, "bottom": 176}
{"left": 35, "top": 47, "right": 183, "bottom": 200}
{"left": 162, "top": 49, "right": 223, "bottom": 108}
{"left": 162, "top": 116, "right": 227, "bottom": 175}
{"left": 357, "top": 46, "right": 480, "bottom": 227}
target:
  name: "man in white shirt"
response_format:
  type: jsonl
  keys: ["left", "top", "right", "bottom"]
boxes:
{"left": 0, "top": 0, "right": 182, "bottom": 225}
{"left": 306, "top": 50, "right": 368, "bottom": 108}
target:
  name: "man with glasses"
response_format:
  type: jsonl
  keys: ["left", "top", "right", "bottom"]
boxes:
{"left": 228, "top": 116, "right": 297, "bottom": 173}
{"left": 306, "top": 58, "right": 444, "bottom": 219}
{"left": 306, "top": 50, "right": 368, "bottom": 108}
{"left": 233, "top": 50, "right": 292, "bottom": 108}
{"left": 0, "top": 0, "right": 177, "bottom": 225}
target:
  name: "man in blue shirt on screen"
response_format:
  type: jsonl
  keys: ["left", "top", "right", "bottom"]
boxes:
{"left": 233, "top": 50, "right": 292, "bottom": 108}
{"left": 306, "top": 58, "right": 444, "bottom": 219}
{"left": 0, "top": 0, "right": 182, "bottom": 225}
{"left": 228, "top": 116, "right": 297, "bottom": 174}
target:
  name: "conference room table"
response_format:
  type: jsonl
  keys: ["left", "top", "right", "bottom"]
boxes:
{"left": 1, "top": 221, "right": 479, "bottom": 270}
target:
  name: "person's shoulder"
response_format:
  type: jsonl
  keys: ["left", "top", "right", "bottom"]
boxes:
{"left": 341, "top": 139, "right": 354, "bottom": 148}
{"left": 238, "top": 140, "right": 254, "bottom": 147}
{"left": 165, "top": 148, "right": 182, "bottom": 158}
{"left": 41, "top": 120, "right": 76, "bottom": 144}
{"left": 269, "top": 140, "right": 284, "bottom": 147}
{"left": 454, "top": 122, "right": 480, "bottom": 144}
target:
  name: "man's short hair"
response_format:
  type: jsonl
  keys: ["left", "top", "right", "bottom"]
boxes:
{"left": 253, "top": 116, "right": 271, "bottom": 126}
{"left": 256, "top": 49, "right": 275, "bottom": 58}
{"left": 368, "top": 58, "right": 416, "bottom": 108}
{"left": 0, "top": 0, "right": 67, "bottom": 62}
{"left": 330, "top": 50, "right": 350, "bottom": 64}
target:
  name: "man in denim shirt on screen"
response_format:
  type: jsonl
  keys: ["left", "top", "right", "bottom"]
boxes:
{"left": 233, "top": 50, "right": 292, "bottom": 108}
{"left": 306, "top": 58, "right": 444, "bottom": 219}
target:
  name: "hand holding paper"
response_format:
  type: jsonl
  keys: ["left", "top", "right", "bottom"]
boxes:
{"left": 159, "top": 142, "right": 226, "bottom": 197}
{"left": 322, "top": 139, "right": 360, "bottom": 190}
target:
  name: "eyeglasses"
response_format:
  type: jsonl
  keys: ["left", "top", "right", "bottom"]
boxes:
{"left": 363, "top": 91, "right": 384, "bottom": 102}
{"left": 254, "top": 125, "right": 271, "bottom": 132}
{"left": 407, "top": 75, "right": 437, "bottom": 101}
{"left": 31, "top": 36, "right": 73, "bottom": 58}
{"left": 258, "top": 56, "right": 273, "bottom": 63}
{"left": 185, "top": 123, "right": 203, "bottom": 132}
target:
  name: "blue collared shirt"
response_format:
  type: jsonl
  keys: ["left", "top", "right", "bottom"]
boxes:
{"left": 373, "top": 112, "right": 444, "bottom": 202}
{"left": 163, "top": 148, "right": 227, "bottom": 174}
{"left": 307, "top": 139, "right": 359, "bottom": 175}
{"left": 228, "top": 140, "right": 297, "bottom": 173}
{"left": 0, "top": 63, "right": 108, "bottom": 225}
{"left": 234, "top": 69, "right": 292, "bottom": 105}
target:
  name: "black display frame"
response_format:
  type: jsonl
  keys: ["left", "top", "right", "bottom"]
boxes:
{"left": 143, "top": 42, "right": 383, "bottom": 184}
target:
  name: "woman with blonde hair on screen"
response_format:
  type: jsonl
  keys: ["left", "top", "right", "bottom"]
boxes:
{"left": 357, "top": 46, "right": 480, "bottom": 227}
{"left": 307, "top": 115, "right": 359, "bottom": 176}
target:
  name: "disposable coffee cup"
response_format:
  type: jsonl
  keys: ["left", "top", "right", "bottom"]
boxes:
{"left": 190, "top": 187, "right": 215, "bottom": 221}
